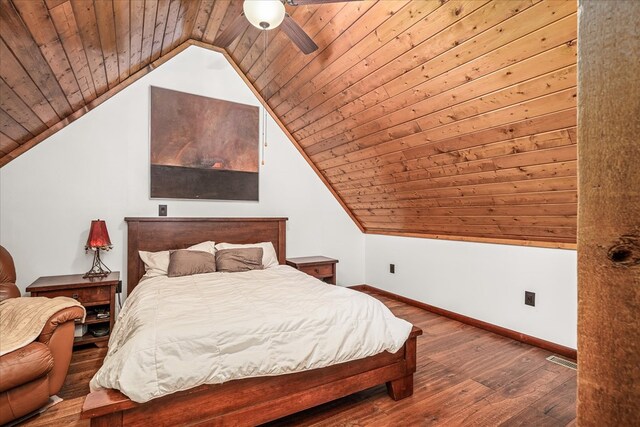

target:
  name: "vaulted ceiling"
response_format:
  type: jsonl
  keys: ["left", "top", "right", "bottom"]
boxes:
{"left": 0, "top": 0, "right": 577, "bottom": 248}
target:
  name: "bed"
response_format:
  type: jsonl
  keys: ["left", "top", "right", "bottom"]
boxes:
{"left": 81, "top": 217, "right": 422, "bottom": 426}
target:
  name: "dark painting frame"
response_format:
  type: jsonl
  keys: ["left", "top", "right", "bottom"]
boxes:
{"left": 150, "top": 86, "right": 259, "bottom": 201}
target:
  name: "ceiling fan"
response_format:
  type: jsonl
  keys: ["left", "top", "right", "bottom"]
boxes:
{"left": 214, "top": 0, "right": 358, "bottom": 55}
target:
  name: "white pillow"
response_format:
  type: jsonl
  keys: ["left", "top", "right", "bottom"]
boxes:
{"left": 139, "top": 241, "right": 216, "bottom": 278}
{"left": 214, "top": 242, "right": 279, "bottom": 268}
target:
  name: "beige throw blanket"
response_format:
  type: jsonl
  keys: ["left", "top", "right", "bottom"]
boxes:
{"left": 0, "top": 297, "right": 85, "bottom": 356}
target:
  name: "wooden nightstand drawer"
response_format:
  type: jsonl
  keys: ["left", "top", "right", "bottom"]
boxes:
{"left": 34, "top": 286, "right": 112, "bottom": 304}
{"left": 286, "top": 256, "right": 339, "bottom": 285}
{"left": 299, "top": 264, "right": 333, "bottom": 278}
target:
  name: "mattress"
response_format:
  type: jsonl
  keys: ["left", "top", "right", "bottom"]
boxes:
{"left": 89, "top": 265, "right": 412, "bottom": 403}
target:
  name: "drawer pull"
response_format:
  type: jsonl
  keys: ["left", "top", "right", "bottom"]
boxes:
{"left": 72, "top": 293, "right": 79, "bottom": 299}
{"left": 314, "top": 268, "right": 320, "bottom": 274}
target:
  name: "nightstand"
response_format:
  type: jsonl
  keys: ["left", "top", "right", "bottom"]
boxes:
{"left": 26, "top": 272, "right": 120, "bottom": 348}
{"left": 286, "top": 256, "right": 338, "bottom": 285}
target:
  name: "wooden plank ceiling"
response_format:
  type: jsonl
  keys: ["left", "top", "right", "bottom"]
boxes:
{"left": 0, "top": 0, "right": 577, "bottom": 247}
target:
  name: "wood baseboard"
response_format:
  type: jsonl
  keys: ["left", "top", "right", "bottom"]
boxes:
{"left": 351, "top": 284, "right": 577, "bottom": 361}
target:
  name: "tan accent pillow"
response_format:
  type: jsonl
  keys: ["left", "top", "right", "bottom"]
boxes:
{"left": 139, "top": 241, "right": 216, "bottom": 278}
{"left": 215, "top": 248, "right": 263, "bottom": 272}
{"left": 167, "top": 250, "right": 217, "bottom": 278}
{"left": 214, "top": 242, "right": 278, "bottom": 268}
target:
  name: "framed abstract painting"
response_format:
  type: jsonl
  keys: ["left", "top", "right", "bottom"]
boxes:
{"left": 150, "top": 86, "right": 259, "bottom": 201}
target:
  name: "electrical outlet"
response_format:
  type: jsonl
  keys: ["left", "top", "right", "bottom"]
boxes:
{"left": 390, "top": 264, "right": 395, "bottom": 274}
{"left": 525, "top": 291, "right": 536, "bottom": 307}
{"left": 159, "top": 204, "right": 167, "bottom": 216}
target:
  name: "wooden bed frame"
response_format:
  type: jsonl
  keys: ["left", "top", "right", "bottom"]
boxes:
{"left": 81, "top": 217, "right": 422, "bottom": 426}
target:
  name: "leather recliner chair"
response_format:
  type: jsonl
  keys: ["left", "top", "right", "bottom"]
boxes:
{"left": 0, "top": 245, "right": 85, "bottom": 425}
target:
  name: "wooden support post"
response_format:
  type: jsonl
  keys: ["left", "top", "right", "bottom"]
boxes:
{"left": 577, "top": 1, "right": 640, "bottom": 425}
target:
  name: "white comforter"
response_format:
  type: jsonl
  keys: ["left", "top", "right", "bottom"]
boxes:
{"left": 90, "top": 266, "right": 412, "bottom": 403}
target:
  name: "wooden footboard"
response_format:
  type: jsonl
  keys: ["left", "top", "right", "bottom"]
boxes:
{"left": 82, "top": 326, "right": 422, "bottom": 426}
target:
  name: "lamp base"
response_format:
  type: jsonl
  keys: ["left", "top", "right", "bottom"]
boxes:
{"left": 83, "top": 249, "right": 111, "bottom": 279}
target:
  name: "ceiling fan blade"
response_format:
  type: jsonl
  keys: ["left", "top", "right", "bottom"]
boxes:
{"left": 214, "top": 13, "right": 250, "bottom": 48}
{"left": 281, "top": 14, "right": 318, "bottom": 55}
{"left": 287, "top": 0, "right": 359, "bottom": 5}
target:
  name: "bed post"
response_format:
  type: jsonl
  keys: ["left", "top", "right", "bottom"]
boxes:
{"left": 277, "top": 218, "right": 286, "bottom": 264}
{"left": 126, "top": 220, "right": 139, "bottom": 295}
{"left": 386, "top": 327, "right": 420, "bottom": 400}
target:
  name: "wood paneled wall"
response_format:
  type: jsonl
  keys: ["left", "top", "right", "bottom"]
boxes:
{"left": 0, "top": 0, "right": 577, "bottom": 247}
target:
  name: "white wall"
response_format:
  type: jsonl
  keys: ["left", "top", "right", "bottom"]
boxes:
{"left": 365, "top": 234, "right": 577, "bottom": 348}
{"left": 0, "top": 46, "right": 364, "bottom": 294}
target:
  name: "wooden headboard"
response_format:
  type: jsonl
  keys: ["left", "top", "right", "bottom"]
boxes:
{"left": 125, "top": 217, "right": 287, "bottom": 294}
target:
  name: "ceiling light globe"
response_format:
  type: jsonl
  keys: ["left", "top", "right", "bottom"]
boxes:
{"left": 243, "top": 0, "right": 286, "bottom": 30}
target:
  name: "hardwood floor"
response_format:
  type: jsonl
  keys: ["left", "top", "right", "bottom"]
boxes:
{"left": 22, "top": 292, "right": 576, "bottom": 426}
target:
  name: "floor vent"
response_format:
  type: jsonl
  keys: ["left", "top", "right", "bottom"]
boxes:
{"left": 547, "top": 355, "right": 577, "bottom": 370}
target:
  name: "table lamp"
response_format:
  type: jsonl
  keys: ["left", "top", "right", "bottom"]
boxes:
{"left": 83, "top": 219, "right": 112, "bottom": 279}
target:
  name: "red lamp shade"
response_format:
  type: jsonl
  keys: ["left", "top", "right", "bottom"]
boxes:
{"left": 85, "top": 220, "right": 112, "bottom": 250}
